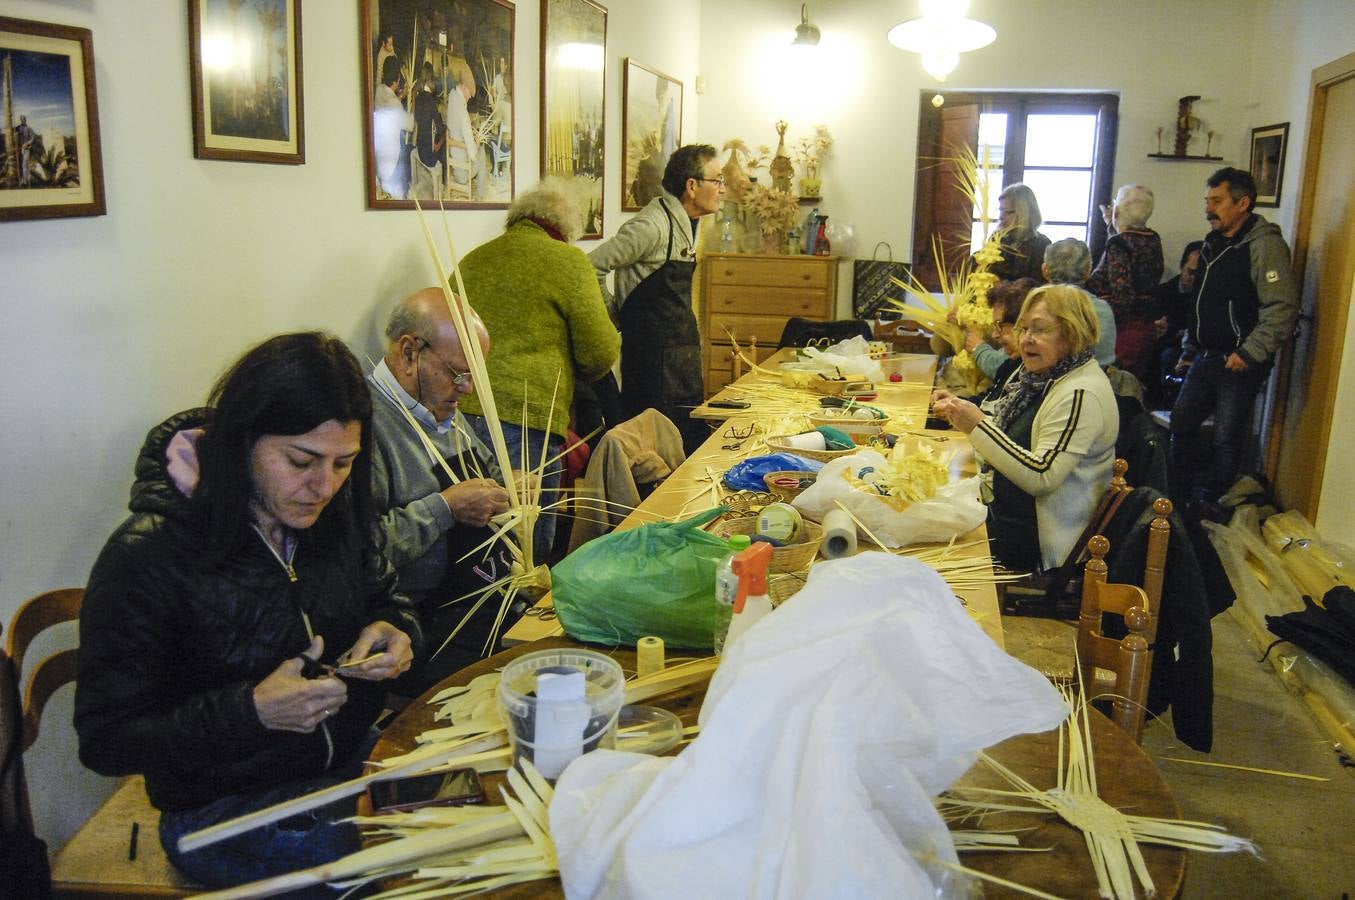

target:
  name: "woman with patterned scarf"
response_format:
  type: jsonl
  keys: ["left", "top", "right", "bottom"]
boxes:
{"left": 932, "top": 285, "right": 1119, "bottom": 573}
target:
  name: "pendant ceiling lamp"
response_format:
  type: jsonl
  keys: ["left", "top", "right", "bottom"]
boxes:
{"left": 887, "top": 0, "right": 996, "bottom": 82}
{"left": 791, "top": 4, "right": 821, "bottom": 47}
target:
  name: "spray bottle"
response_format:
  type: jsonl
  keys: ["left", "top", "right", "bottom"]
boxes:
{"left": 713, "top": 534, "right": 752, "bottom": 654}
{"left": 721, "top": 542, "right": 774, "bottom": 652}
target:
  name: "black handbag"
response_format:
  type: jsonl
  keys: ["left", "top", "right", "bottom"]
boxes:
{"left": 852, "top": 242, "right": 911, "bottom": 319}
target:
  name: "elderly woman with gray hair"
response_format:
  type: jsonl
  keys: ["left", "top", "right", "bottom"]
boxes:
{"left": 933, "top": 284, "right": 1119, "bottom": 573}
{"left": 1087, "top": 184, "right": 1165, "bottom": 379}
{"left": 457, "top": 180, "right": 621, "bottom": 559}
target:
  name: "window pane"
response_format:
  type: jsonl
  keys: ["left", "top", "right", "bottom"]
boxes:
{"left": 1025, "top": 114, "right": 1097, "bottom": 167}
{"left": 1022, "top": 169, "right": 1092, "bottom": 223}
{"left": 1041, "top": 223, "right": 1089, "bottom": 245}
{"left": 977, "top": 113, "right": 1007, "bottom": 167}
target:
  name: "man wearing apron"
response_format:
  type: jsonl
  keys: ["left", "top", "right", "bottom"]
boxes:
{"left": 590, "top": 144, "right": 726, "bottom": 455}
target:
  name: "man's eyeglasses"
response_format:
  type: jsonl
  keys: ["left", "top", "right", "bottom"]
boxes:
{"left": 693, "top": 175, "right": 726, "bottom": 186}
{"left": 417, "top": 339, "right": 474, "bottom": 388}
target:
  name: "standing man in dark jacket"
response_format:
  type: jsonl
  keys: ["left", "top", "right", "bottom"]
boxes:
{"left": 1170, "top": 167, "right": 1298, "bottom": 512}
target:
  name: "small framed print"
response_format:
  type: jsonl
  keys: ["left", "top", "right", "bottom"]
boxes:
{"left": 188, "top": 0, "right": 305, "bottom": 164}
{"left": 1249, "top": 122, "right": 1288, "bottom": 208}
{"left": 0, "top": 16, "right": 106, "bottom": 221}
{"left": 541, "top": 0, "right": 606, "bottom": 237}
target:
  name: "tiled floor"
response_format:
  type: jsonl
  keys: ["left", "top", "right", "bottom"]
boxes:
{"left": 1006, "top": 612, "right": 1355, "bottom": 899}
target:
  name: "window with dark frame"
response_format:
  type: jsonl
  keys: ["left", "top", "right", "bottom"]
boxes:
{"left": 911, "top": 91, "right": 1119, "bottom": 291}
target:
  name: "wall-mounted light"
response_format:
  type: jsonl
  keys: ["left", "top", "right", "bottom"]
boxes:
{"left": 887, "top": 0, "right": 995, "bottom": 82}
{"left": 791, "top": 4, "right": 820, "bottom": 47}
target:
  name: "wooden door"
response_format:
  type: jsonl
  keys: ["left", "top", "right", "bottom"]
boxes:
{"left": 1270, "top": 52, "right": 1355, "bottom": 524}
{"left": 911, "top": 100, "right": 979, "bottom": 289}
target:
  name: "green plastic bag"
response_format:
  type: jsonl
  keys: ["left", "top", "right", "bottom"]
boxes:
{"left": 552, "top": 508, "right": 731, "bottom": 649}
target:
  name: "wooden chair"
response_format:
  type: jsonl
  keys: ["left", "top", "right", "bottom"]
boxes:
{"left": 5, "top": 588, "right": 196, "bottom": 897}
{"left": 1075, "top": 517, "right": 1171, "bottom": 743}
{"left": 1002, "top": 458, "right": 1134, "bottom": 616}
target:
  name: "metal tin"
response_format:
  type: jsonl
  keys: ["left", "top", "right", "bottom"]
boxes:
{"left": 756, "top": 502, "right": 804, "bottom": 544}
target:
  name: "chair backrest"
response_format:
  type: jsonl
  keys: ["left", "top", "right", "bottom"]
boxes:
{"left": 776, "top": 317, "right": 873, "bottom": 350}
{"left": 5, "top": 588, "right": 83, "bottom": 752}
{"left": 1073, "top": 497, "right": 1173, "bottom": 742}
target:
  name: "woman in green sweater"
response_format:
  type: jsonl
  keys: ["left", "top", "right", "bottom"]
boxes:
{"left": 458, "top": 181, "right": 620, "bottom": 560}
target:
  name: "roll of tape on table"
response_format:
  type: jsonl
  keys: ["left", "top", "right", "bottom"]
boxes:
{"left": 636, "top": 635, "right": 665, "bottom": 676}
{"left": 821, "top": 508, "right": 858, "bottom": 559}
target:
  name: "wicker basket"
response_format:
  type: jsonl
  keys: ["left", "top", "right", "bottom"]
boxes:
{"left": 764, "top": 434, "right": 858, "bottom": 462}
{"left": 769, "top": 574, "right": 807, "bottom": 606}
{"left": 763, "top": 470, "right": 817, "bottom": 502}
{"left": 807, "top": 411, "right": 890, "bottom": 434}
{"left": 713, "top": 516, "right": 823, "bottom": 573}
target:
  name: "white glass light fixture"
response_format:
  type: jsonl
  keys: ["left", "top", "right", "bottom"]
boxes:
{"left": 887, "top": 0, "right": 996, "bottom": 82}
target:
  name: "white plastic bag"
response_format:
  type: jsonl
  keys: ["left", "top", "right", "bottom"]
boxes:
{"left": 800, "top": 340, "right": 885, "bottom": 383}
{"left": 792, "top": 450, "right": 986, "bottom": 548}
{"left": 549, "top": 553, "right": 1067, "bottom": 900}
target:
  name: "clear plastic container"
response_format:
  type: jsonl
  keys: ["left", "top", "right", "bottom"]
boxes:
{"left": 497, "top": 648, "right": 624, "bottom": 780}
{"left": 878, "top": 352, "right": 938, "bottom": 384}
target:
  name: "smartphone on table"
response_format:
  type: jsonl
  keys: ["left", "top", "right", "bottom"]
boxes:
{"left": 368, "top": 768, "right": 485, "bottom": 813}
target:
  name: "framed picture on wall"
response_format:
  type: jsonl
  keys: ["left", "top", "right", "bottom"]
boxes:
{"left": 541, "top": 0, "right": 606, "bottom": 238}
{"left": 621, "top": 58, "right": 681, "bottom": 212}
{"left": 0, "top": 16, "right": 105, "bottom": 221}
{"left": 188, "top": 0, "right": 305, "bottom": 164}
{"left": 360, "top": 0, "right": 515, "bottom": 210}
{"left": 1249, "top": 122, "right": 1289, "bottom": 208}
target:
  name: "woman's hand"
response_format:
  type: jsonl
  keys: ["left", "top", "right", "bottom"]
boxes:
{"left": 932, "top": 396, "right": 983, "bottom": 434}
{"left": 930, "top": 387, "right": 956, "bottom": 405}
{"left": 253, "top": 636, "right": 347, "bottom": 733}
{"left": 339, "top": 621, "right": 414, "bottom": 682}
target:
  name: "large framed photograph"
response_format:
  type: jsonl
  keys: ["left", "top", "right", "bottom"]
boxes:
{"left": 361, "top": 0, "right": 515, "bottom": 210}
{"left": 1249, "top": 122, "right": 1289, "bottom": 208}
{"left": 188, "top": 0, "right": 304, "bottom": 164}
{"left": 0, "top": 16, "right": 105, "bottom": 222}
{"left": 541, "top": 0, "right": 606, "bottom": 237}
{"left": 621, "top": 58, "right": 680, "bottom": 212}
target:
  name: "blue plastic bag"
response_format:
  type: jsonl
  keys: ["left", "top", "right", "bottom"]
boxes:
{"left": 722, "top": 453, "right": 823, "bottom": 492}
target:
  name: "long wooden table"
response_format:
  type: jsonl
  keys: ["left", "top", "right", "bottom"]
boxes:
{"left": 503, "top": 349, "right": 1003, "bottom": 647}
{"left": 368, "top": 637, "right": 1186, "bottom": 899}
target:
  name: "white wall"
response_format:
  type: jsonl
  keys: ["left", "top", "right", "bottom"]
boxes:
{"left": 0, "top": 0, "right": 697, "bottom": 851}
{"left": 1242, "top": 0, "right": 1355, "bottom": 537}
{"left": 696, "top": 0, "right": 1260, "bottom": 283}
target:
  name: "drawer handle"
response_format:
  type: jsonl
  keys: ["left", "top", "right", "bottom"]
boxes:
{"left": 723, "top": 268, "right": 735, "bottom": 276}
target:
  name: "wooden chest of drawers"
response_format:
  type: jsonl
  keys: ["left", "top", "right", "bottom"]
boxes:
{"left": 701, "top": 253, "right": 837, "bottom": 396}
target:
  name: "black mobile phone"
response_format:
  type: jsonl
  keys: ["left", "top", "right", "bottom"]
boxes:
{"left": 708, "top": 399, "right": 751, "bottom": 409}
{"left": 368, "top": 768, "right": 485, "bottom": 813}
{"left": 924, "top": 415, "right": 953, "bottom": 431}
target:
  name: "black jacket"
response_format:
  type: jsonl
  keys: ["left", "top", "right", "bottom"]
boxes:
{"left": 75, "top": 410, "right": 422, "bottom": 811}
{"left": 1188, "top": 214, "right": 1299, "bottom": 366}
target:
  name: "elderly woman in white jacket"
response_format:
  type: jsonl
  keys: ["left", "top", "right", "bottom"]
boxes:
{"left": 933, "top": 284, "right": 1119, "bottom": 573}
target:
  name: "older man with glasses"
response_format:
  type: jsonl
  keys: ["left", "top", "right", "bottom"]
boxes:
{"left": 589, "top": 143, "right": 726, "bottom": 454}
{"left": 366, "top": 287, "right": 516, "bottom": 694}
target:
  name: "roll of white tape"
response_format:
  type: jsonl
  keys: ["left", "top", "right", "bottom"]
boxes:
{"left": 821, "top": 508, "right": 858, "bottom": 559}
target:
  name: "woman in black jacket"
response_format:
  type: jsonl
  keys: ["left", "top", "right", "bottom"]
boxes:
{"left": 75, "top": 332, "right": 422, "bottom": 890}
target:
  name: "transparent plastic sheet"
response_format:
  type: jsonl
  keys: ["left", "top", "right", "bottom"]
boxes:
{"left": 1205, "top": 507, "right": 1355, "bottom": 737}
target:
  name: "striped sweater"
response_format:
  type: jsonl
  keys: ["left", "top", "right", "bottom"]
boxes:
{"left": 969, "top": 357, "right": 1119, "bottom": 570}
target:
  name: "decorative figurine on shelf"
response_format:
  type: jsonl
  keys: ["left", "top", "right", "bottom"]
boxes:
{"left": 1155, "top": 126, "right": 1164, "bottom": 155}
{"left": 744, "top": 181, "right": 799, "bottom": 255}
{"left": 793, "top": 125, "right": 833, "bottom": 199}
{"left": 1206, "top": 129, "right": 1216, "bottom": 157}
{"left": 1174, "top": 95, "right": 1201, "bottom": 156}
{"left": 770, "top": 120, "right": 795, "bottom": 193}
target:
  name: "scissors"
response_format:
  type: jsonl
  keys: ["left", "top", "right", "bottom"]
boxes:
{"left": 522, "top": 604, "right": 558, "bottom": 621}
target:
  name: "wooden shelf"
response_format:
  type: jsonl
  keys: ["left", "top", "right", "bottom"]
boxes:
{"left": 1146, "top": 153, "right": 1224, "bottom": 161}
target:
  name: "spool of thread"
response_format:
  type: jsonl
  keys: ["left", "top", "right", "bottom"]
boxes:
{"left": 821, "top": 508, "right": 858, "bottom": 559}
{"left": 636, "top": 636, "right": 665, "bottom": 676}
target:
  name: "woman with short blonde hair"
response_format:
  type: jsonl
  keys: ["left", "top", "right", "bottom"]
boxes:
{"left": 933, "top": 284, "right": 1119, "bottom": 572}
{"left": 989, "top": 183, "right": 1051, "bottom": 282}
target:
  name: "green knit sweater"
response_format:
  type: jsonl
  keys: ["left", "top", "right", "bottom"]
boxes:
{"left": 458, "top": 220, "right": 620, "bottom": 438}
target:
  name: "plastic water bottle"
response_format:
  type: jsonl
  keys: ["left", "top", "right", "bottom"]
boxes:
{"left": 713, "top": 534, "right": 751, "bottom": 655}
